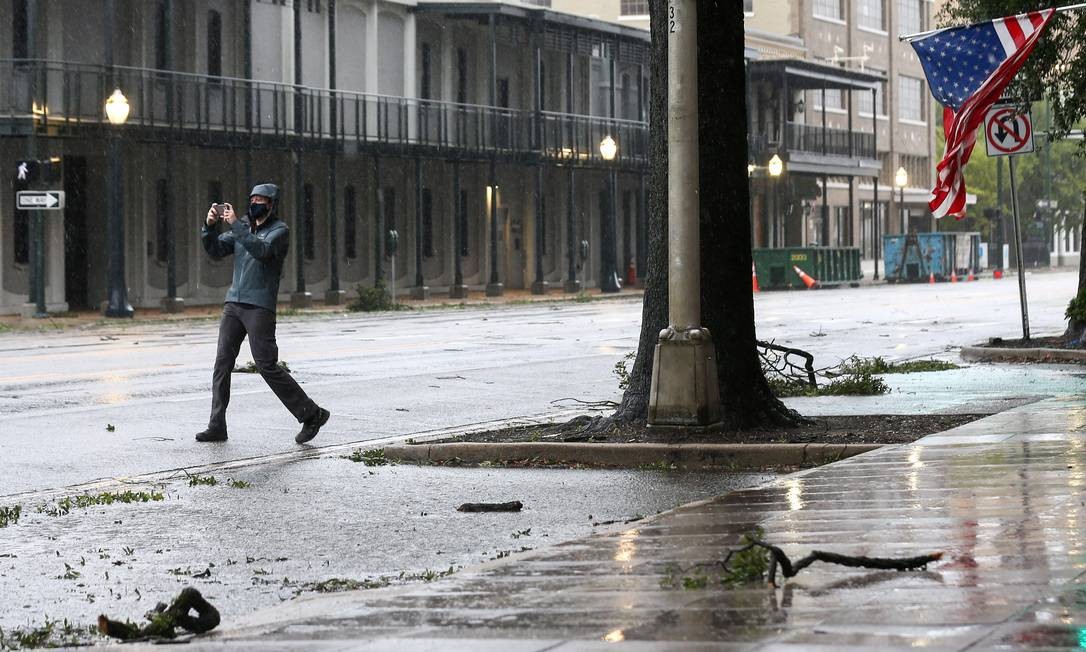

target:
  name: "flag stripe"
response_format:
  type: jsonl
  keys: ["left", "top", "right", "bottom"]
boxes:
{"left": 993, "top": 21, "right": 1018, "bottom": 55}
{"left": 1003, "top": 16, "right": 1026, "bottom": 47}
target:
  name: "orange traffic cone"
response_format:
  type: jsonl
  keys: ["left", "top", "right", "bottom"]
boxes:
{"left": 967, "top": 269, "right": 975, "bottom": 282}
{"left": 951, "top": 269, "right": 958, "bottom": 283}
{"left": 752, "top": 263, "right": 760, "bottom": 293}
{"left": 929, "top": 271, "right": 935, "bottom": 284}
{"left": 793, "top": 265, "right": 818, "bottom": 289}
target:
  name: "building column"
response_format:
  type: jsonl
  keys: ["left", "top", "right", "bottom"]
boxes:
{"left": 373, "top": 154, "right": 384, "bottom": 285}
{"left": 450, "top": 160, "right": 468, "bottom": 298}
{"left": 411, "top": 156, "right": 429, "bottom": 299}
{"left": 531, "top": 36, "right": 548, "bottom": 295}
{"left": 403, "top": 7, "right": 417, "bottom": 139}
{"left": 485, "top": 14, "right": 503, "bottom": 297}
{"left": 291, "top": 0, "right": 311, "bottom": 307}
{"left": 563, "top": 41, "right": 580, "bottom": 293}
{"left": 326, "top": 0, "right": 345, "bottom": 305}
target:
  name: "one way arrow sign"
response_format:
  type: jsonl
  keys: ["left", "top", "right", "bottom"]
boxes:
{"left": 16, "top": 190, "right": 65, "bottom": 210}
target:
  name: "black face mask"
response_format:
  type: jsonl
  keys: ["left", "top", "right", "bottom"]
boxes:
{"left": 249, "top": 203, "right": 269, "bottom": 221}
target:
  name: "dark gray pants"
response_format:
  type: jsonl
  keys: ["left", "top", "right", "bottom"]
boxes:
{"left": 208, "top": 302, "right": 318, "bottom": 432}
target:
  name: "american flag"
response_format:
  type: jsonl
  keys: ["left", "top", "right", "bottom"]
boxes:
{"left": 910, "top": 9, "right": 1054, "bottom": 219}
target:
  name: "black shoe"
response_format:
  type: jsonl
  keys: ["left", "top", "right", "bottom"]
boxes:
{"left": 296, "top": 408, "right": 330, "bottom": 444}
{"left": 195, "top": 428, "right": 228, "bottom": 443}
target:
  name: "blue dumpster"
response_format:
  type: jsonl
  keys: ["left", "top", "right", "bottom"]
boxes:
{"left": 882, "top": 232, "right": 980, "bottom": 282}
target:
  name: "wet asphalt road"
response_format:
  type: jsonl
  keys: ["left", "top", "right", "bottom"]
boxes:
{"left": 0, "top": 270, "right": 1079, "bottom": 496}
{"left": 0, "top": 271, "right": 1082, "bottom": 636}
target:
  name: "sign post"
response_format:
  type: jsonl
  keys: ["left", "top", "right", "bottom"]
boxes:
{"left": 984, "top": 104, "right": 1033, "bottom": 341}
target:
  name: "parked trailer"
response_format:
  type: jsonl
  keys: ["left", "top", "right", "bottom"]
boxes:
{"left": 882, "top": 232, "right": 980, "bottom": 282}
{"left": 752, "top": 247, "right": 862, "bottom": 290}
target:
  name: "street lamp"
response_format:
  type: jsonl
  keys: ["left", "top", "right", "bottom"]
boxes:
{"left": 768, "top": 154, "right": 784, "bottom": 178}
{"left": 599, "top": 135, "right": 621, "bottom": 292}
{"left": 895, "top": 166, "right": 908, "bottom": 233}
{"left": 767, "top": 154, "right": 784, "bottom": 247}
{"left": 104, "top": 88, "right": 133, "bottom": 317}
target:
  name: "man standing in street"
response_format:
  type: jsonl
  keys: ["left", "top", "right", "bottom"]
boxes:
{"left": 196, "top": 183, "right": 330, "bottom": 444}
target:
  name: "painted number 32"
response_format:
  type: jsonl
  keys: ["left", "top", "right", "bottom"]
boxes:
{"left": 668, "top": 2, "right": 681, "bottom": 33}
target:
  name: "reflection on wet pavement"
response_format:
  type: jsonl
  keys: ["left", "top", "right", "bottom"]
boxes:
{"left": 210, "top": 398, "right": 1086, "bottom": 650}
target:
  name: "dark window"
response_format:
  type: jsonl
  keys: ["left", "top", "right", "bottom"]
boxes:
{"left": 456, "top": 48, "right": 468, "bottom": 104}
{"left": 155, "top": 1, "right": 168, "bottom": 69}
{"left": 155, "top": 179, "right": 169, "bottom": 262}
{"left": 13, "top": 175, "right": 29, "bottom": 264}
{"left": 458, "top": 189, "right": 469, "bottom": 257}
{"left": 207, "top": 10, "right": 222, "bottom": 77}
{"left": 422, "top": 188, "right": 434, "bottom": 258}
{"left": 344, "top": 185, "right": 357, "bottom": 259}
{"left": 207, "top": 179, "right": 223, "bottom": 206}
{"left": 12, "top": 0, "right": 28, "bottom": 59}
{"left": 303, "top": 183, "right": 315, "bottom": 260}
{"left": 306, "top": 0, "right": 321, "bottom": 12}
{"left": 420, "top": 43, "right": 432, "bottom": 100}
{"left": 384, "top": 187, "right": 396, "bottom": 231}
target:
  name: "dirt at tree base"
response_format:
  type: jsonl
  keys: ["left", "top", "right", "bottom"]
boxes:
{"left": 436, "top": 414, "right": 987, "bottom": 446}
{"left": 982, "top": 335, "right": 1067, "bottom": 349}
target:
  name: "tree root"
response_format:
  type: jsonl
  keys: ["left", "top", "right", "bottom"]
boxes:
{"left": 98, "top": 587, "right": 220, "bottom": 641}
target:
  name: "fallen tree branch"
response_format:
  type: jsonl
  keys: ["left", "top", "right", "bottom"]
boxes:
{"left": 750, "top": 539, "right": 943, "bottom": 586}
{"left": 98, "top": 587, "right": 220, "bottom": 641}
{"left": 457, "top": 501, "right": 523, "bottom": 512}
{"left": 667, "top": 531, "right": 942, "bottom": 589}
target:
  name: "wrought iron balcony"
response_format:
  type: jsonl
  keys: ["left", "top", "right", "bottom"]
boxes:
{"left": 0, "top": 59, "right": 646, "bottom": 168}
{"left": 784, "top": 122, "right": 875, "bottom": 159}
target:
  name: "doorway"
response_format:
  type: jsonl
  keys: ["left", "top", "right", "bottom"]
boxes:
{"left": 63, "top": 156, "right": 89, "bottom": 310}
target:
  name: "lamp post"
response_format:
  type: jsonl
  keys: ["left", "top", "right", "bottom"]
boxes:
{"left": 599, "top": 135, "right": 621, "bottom": 292}
{"left": 895, "top": 166, "right": 908, "bottom": 234}
{"left": 104, "top": 88, "right": 133, "bottom": 318}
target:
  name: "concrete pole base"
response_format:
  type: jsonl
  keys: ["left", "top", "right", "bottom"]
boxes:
{"left": 485, "top": 283, "right": 505, "bottom": 297}
{"left": 563, "top": 279, "right": 582, "bottom": 293}
{"left": 290, "top": 292, "right": 313, "bottom": 309}
{"left": 160, "top": 296, "right": 185, "bottom": 314}
{"left": 647, "top": 327, "right": 723, "bottom": 428}
{"left": 449, "top": 285, "right": 470, "bottom": 299}
{"left": 19, "top": 303, "right": 47, "bottom": 319}
{"left": 410, "top": 286, "right": 431, "bottom": 300}
{"left": 531, "top": 280, "right": 550, "bottom": 295}
{"left": 324, "top": 290, "right": 347, "bottom": 305}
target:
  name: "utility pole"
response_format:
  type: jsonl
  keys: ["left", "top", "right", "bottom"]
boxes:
{"left": 647, "top": 0, "right": 722, "bottom": 429}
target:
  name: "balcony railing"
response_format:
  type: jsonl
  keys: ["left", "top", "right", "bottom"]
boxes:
{"left": 0, "top": 59, "right": 646, "bottom": 166}
{"left": 784, "top": 122, "right": 875, "bottom": 159}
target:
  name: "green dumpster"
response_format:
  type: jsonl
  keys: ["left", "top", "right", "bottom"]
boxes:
{"left": 752, "top": 247, "right": 862, "bottom": 290}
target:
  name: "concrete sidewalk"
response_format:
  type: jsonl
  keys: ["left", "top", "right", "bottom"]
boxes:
{"left": 182, "top": 396, "right": 1086, "bottom": 651}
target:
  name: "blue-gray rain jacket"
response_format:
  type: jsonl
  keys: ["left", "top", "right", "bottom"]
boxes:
{"left": 201, "top": 216, "right": 289, "bottom": 312}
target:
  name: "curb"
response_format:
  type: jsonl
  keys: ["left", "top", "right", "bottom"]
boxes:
{"left": 382, "top": 441, "right": 883, "bottom": 470}
{"left": 961, "top": 346, "right": 1086, "bottom": 363}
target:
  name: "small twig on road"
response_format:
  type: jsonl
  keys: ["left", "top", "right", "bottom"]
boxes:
{"left": 457, "top": 501, "right": 523, "bottom": 512}
{"left": 548, "top": 398, "right": 620, "bottom": 408}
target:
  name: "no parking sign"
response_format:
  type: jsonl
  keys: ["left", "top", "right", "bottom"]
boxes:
{"left": 984, "top": 105, "right": 1034, "bottom": 157}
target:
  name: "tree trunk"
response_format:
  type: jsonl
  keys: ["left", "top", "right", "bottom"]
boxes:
{"left": 614, "top": 0, "right": 668, "bottom": 422}
{"left": 1064, "top": 194, "right": 1086, "bottom": 345}
{"left": 616, "top": 0, "right": 800, "bottom": 430}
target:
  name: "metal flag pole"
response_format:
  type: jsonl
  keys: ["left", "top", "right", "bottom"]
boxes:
{"left": 898, "top": 2, "right": 1086, "bottom": 42}
{"left": 1008, "top": 154, "right": 1030, "bottom": 341}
